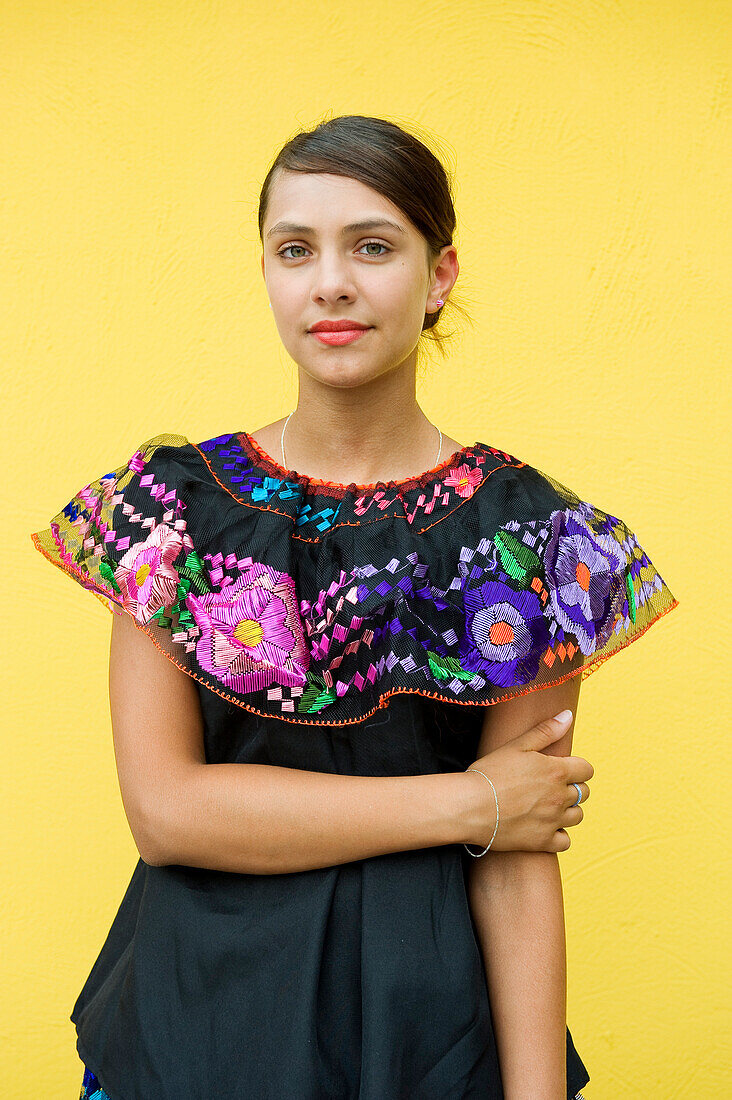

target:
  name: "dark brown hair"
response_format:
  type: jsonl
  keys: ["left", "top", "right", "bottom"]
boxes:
{"left": 257, "top": 113, "right": 470, "bottom": 359}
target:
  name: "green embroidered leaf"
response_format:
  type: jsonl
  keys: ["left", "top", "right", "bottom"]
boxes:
{"left": 172, "top": 582, "right": 197, "bottom": 630}
{"left": 625, "top": 567, "right": 637, "bottom": 624}
{"left": 494, "top": 528, "right": 542, "bottom": 584}
{"left": 297, "top": 672, "right": 337, "bottom": 714}
{"left": 151, "top": 606, "right": 174, "bottom": 629}
{"left": 98, "top": 557, "right": 122, "bottom": 594}
{"left": 178, "top": 550, "right": 213, "bottom": 595}
{"left": 427, "top": 651, "right": 476, "bottom": 683}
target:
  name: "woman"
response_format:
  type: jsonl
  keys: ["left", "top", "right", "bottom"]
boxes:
{"left": 32, "top": 114, "right": 678, "bottom": 1098}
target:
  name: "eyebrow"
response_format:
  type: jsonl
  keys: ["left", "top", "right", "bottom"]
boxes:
{"left": 266, "top": 218, "right": 406, "bottom": 240}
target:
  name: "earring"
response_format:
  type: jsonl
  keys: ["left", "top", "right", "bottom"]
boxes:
{"left": 436, "top": 299, "right": 444, "bottom": 308}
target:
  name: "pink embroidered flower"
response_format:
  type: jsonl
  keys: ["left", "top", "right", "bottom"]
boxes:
{"left": 443, "top": 463, "right": 483, "bottom": 498}
{"left": 114, "top": 524, "right": 184, "bottom": 623}
{"left": 186, "top": 562, "right": 309, "bottom": 694}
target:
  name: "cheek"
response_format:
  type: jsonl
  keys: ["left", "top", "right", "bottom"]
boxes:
{"left": 271, "top": 286, "right": 306, "bottom": 324}
{"left": 371, "top": 270, "right": 422, "bottom": 314}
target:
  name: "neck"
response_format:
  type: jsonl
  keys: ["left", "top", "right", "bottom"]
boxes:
{"left": 280, "top": 408, "right": 442, "bottom": 484}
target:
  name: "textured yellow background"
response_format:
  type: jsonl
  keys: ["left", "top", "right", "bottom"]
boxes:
{"left": 4, "top": 1, "right": 729, "bottom": 1096}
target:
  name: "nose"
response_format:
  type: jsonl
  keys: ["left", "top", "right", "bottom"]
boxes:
{"left": 309, "top": 255, "right": 358, "bottom": 305}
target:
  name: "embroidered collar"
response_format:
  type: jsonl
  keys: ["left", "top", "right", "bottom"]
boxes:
{"left": 241, "top": 430, "right": 479, "bottom": 492}
{"left": 197, "top": 431, "right": 523, "bottom": 539}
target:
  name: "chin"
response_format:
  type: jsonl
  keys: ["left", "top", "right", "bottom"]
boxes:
{"left": 300, "top": 360, "right": 382, "bottom": 389}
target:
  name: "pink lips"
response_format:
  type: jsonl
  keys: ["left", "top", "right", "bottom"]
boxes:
{"left": 310, "top": 328, "right": 371, "bottom": 346}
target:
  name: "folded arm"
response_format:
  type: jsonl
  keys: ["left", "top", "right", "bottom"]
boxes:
{"left": 108, "top": 611, "right": 478, "bottom": 873}
{"left": 467, "top": 669, "right": 583, "bottom": 1100}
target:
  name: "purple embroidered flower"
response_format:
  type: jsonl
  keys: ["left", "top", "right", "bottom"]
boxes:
{"left": 443, "top": 462, "right": 483, "bottom": 498}
{"left": 459, "top": 578, "right": 552, "bottom": 687}
{"left": 186, "top": 562, "right": 309, "bottom": 693}
{"left": 543, "top": 508, "right": 626, "bottom": 655}
{"left": 115, "top": 524, "right": 184, "bottom": 623}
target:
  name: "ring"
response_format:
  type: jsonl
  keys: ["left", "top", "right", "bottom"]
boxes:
{"left": 572, "top": 783, "right": 583, "bottom": 806}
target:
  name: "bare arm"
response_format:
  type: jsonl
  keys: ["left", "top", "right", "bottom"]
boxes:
{"left": 467, "top": 669, "right": 583, "bottom": 1100}
{"left": 109, "top": 610, "right": 474, "bottom": 873}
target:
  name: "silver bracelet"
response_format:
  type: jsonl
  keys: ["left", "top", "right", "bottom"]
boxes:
{"left": 463, "top": 768, "right": 499, "bottom": 857}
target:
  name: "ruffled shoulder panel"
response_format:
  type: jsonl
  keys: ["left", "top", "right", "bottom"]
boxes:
{"left": 31, "top": 431, "right": 679, "bottom": 726}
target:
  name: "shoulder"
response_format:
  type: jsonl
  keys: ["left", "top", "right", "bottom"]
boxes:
{"left": 441, "top": 433, "right": 464, "bottom": 456}
{"left": 130, "top": 431, "right": 196, "bottom": 464}
{"left": 469, "top": 442, "right": 593, "bottom": 520}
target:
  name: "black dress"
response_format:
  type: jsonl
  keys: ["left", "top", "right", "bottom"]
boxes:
{"left": 32, "top": 429, "right": 678, "bottom": 1099}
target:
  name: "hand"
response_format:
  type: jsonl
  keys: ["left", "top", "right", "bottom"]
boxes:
{"left": 462, "top": 711, "right": 594, "bottom": 853}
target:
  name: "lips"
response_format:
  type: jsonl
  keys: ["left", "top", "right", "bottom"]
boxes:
{"left": 309, "top": 320, "right": 372, "bottom": 332}
{"left": 310, "top": 327, "right": 370, "bottom": 346}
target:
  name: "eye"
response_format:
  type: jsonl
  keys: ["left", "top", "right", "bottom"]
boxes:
{"left": 276, "top": 244, "right": 309, "bottom": 260}
{"left": 275, "top": 240, "right": 392, "bottom": 260}
{"left": 358, "top": 240, "right": 390, "bottom": 256}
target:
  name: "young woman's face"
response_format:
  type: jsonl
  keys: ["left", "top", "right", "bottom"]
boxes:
{"left": 261, "top": 170, "right": 451, "bottom": 389}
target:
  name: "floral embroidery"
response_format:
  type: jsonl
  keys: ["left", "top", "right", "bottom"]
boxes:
{"left": 443, "top": 461, "right": 484, "bottom": 498}
{"left": 115, "top": 524, "right": 186, "bottom": 624}
{"left": 31, "top": 431, "right": 679, "bottom": 725}
{"left": 459, "top": 578, "right": 552, "bottom": 687}
{"left": 186, "top": 562, "right": 310, "bottom": 693}
{"left": 543, "top": 507, "right": 626, "bottom": 655}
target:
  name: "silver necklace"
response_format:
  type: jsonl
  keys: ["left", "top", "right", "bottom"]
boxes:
{"left": 280, "top": 412, "right": 443, "bottom": 480}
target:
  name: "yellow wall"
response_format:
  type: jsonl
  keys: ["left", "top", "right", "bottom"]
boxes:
{"left": 4, "top": 2, "right": 728, "bottom": 1095}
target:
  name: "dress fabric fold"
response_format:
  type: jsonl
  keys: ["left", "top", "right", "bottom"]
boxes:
{"left": 31, "top": 429, "right": 678, "bottom": 726}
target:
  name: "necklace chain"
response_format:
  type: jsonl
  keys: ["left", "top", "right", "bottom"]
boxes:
{"left": 280, "top": 412, "right": 443, "bottom": 481}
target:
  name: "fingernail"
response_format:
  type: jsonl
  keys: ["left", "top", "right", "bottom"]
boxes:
{"left": 555, "top": 709, "right": 573, "bottom": 723}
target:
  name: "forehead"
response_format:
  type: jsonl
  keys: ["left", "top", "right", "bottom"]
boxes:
{"left": 264, "top": 170, "right": 410, "bottom": 234}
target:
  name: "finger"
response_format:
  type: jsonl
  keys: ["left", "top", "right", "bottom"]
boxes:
{"left": 565, "top": 756, "right": 595, "bottom": 782}
{"left": 566, "top": 781, "right": 590, "bottom": 806}
{"left": 563, "top": 804, "right": 585, "bottom": 827}
{"left": 519, "top": 710, "right": 574, "bottom": 750}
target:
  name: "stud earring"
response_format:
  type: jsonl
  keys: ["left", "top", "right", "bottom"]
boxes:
{"left": 436, "top": 299, "right": 444, "bottom": 308}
